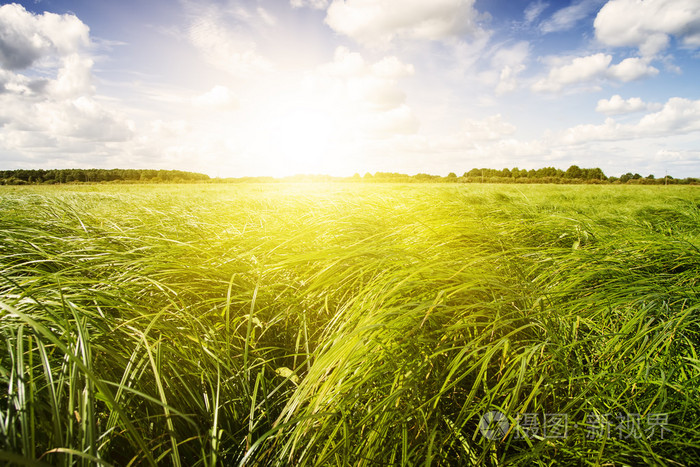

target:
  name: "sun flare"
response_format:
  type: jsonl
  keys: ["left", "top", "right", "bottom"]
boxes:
{"left": 246, "top": 100, "right": 357, "bottom": 177}
{"left": 269, "top": 107, "right": 333, "bottom": 172}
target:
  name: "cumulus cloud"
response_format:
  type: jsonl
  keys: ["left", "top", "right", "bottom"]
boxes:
{"left": 305, "top": 46, "right": 418, "bottom": 136}
{"left": 192, "top": 85, "right": 239, "bottom": 110}
{"left": 563, "top": 97, "right": 700, "bottom": 144}
{"left": 532, "top": 53, "right": 659, "bottom": 92}
{"left": 0, "top": 3, "right": 134, "bottom": 157}
{"left": 0, "top": 3, "right": 90, "bottom": 70}
{"left": 325, "top": 0, "right": 484, "bottom": 46}
{"left": 1, "top": 94, "right": 134, "bottom": 145}
{"left": 595, "top": 95, "right": 658, "bottom": 115}
{"left": 594, "top": 0, "right": 700, "bottom": 56}
{"left": 43, "top": 97, "right": 133, "bottom": 142}
{"left": 540, "top": 0, "right": 601, "bottom": 33}
{"left": 318, "top": 46, "right": 414, "bottom": 107}
{"left": 49, "top": 54, "right": 95, "bottom": 98}
{"left": 0, "top": 5, "right": 95, "bottom": 100}
{"left": 607, "top": 57, "right": 659, "bottom": 82}
{"left": 637, "top": 98, "right": 700, "bottom": 134}
{"left": 532, "top": 53, "right": 611, "bottom": 92}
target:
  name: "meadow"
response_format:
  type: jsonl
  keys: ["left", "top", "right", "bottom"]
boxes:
{"left": 1, "top": 183, "right": 699, "bottom": 466}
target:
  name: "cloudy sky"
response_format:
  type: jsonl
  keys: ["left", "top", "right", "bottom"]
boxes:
{"left": 1, "top": 0, "right": 700, "bottom": 177}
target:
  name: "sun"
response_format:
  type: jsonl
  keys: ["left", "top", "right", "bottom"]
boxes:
{"left": 268, "top": 107, "right": 333, "bottom": 173}
{"left": 244, "top": 94, "right": 357, "bottom": 177}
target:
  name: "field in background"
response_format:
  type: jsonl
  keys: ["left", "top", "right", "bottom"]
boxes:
{"left": 1, "top": 183, "right": 699, "bottom": 465}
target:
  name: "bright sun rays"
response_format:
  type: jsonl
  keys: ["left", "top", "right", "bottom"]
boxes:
{"left": 268, "top": 107, "right": 333, "bottom": 173}
{"left": 245, "top": 93, "right": 356, "bottom": 177}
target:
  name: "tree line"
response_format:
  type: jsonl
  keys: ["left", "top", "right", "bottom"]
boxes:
{"left": 0, "top": 169, "right": 210, "bottom": 185}
{"left": 352, "top": 166, "right": 695, "bottom": 184}
{"left": 1, "top": 165, "right": 698, "bottom": 185}
{"left": 223, "top": 166, "right": 694, "bottom": 185}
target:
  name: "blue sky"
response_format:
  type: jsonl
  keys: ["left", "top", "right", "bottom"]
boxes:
{"left": 1, "top": 0, "right": 700, "bottom": 177}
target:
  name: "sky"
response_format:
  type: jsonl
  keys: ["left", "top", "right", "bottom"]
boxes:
{"left": 1, "top": 0, "right": 700, "bottom": 178}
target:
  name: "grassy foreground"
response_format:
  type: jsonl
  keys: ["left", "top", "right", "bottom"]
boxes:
{"left": 1, "top": 183, "right": 699, "bottom": 465}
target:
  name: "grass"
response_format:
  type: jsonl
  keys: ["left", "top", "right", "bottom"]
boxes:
{"left": 1, "top": 183, "right": 699, "bottom": 465}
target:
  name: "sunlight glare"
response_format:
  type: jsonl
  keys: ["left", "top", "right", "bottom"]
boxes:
{"left": 252, "top": 105, "right": 340, "bottom": 176}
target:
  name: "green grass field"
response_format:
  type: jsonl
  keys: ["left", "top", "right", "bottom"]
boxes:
{"left": 1, "top": 183, "right": 699, "bottom": 465}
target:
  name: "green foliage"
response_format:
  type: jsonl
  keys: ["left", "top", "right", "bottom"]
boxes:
{"left": 1, "top": 183, "right": 699, "bottom": 465}
{"left": 0, "top": 169, "right": 210, "bottom": 185}
{"left": 2, "top": 167, "right": 698, "bottom": 186}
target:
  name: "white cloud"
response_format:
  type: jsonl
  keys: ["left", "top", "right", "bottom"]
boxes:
{"left": 371, "top": 56, "right": 415, "bottom": 78}
{"left": 561, "top": 117, "right": 623, "bottom": 144}
{"left": 491, "top": 41, "right": 530, "bottom": 69}
{"left": 532, "top": 53, "right": 611, "bottom": 92}
{"left": 1, "top": 95, "right": 134, "bottom": 145}
{"left": 654, "top": 149, "right": 700, "bottom": 163}
{"left": 524, "top": 1, "right": 549, "bottom": 25}
{"left": 187, "top": 14, "right": 274, "bottom": 77}
{"left": 42, "top": 97, "right": 134, "bottom": 142}
{"left": 48, "top": 54, "right": 94, "bottom": 98}
{"left": 306, "top": 47, "right": 418, "bottom": 135}
{"left": 607, "top": 57, "right": 659, "bottom": 82}
{"left": 532, "top": 53, "right": 658, "bottom": 92}
{"left": 491, "top": 41, "right": 529, "bottom": 95}
{"left": 325, "top": 0, "right": 484, "bottom": 46}
{"left": 290, "top": 0, "right": 329, "bottom": 9}
{"left": 596, "top": 95, "right": 655, "bottom": 115}
{"left": 0, "top": 3, "right": 90, "bottom": 70}
{"left": 320, "top": 46, "right": 366, "bottom": 76}
{"left": 463, "top": 114, "right": 516, "bottom": 141}
{"left": 594, "top": 0, "right": 700, "bottom": 56}
{"left": 495, "top": 65, "right": 523, "bottom": 95}
{"left": 637, "top": 97, "right": 700, "bottom": 134}
{"left": 0, "top": 4, "right": 134, "bottom": 158}
{"left": 540, "top": 0, "right": 601, "bottom": 33}
{"left": 563, "top": 97, "right": 700, "bottom": 144}
{"left": 192, "top": 85, "right": 239, "bottom": 110}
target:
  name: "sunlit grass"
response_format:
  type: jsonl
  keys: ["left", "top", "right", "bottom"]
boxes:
{"left": 1, "top": 183, "right": 699, "bottom": 465}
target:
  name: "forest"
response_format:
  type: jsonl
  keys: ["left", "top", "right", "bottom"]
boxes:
{"left": 0, "top": 168, "right": 211, "bottom": 184}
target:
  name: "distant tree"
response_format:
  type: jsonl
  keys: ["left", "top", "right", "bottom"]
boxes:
{"left": 619, "top": 173, "right": 633, "bottom": 183}
{"left": 537, "top": 167, "right": 561, "bottom": 178}
{"left": 647, "top": 174, "right": 655, "bottom": 179}
{"left": 565, "top": 165, "right": 583, "bottom": 179}
{"left": 465, "top": 168, "right": 481, "bottom": 178}
{"left": 587, "top": 167, "right": 606, "bottom": 180}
